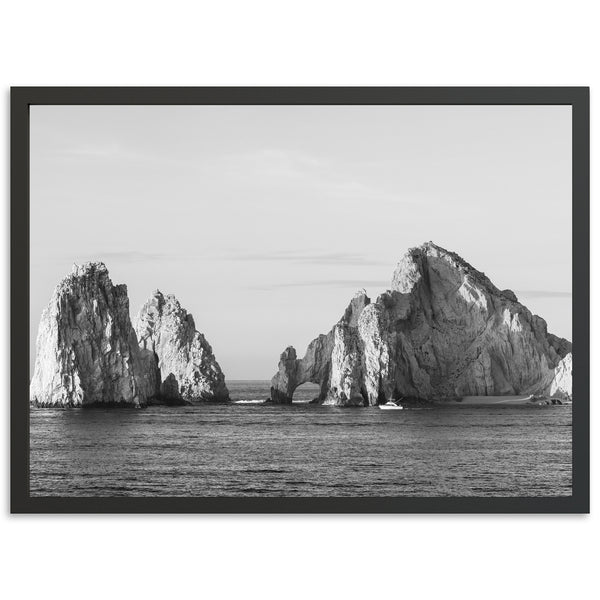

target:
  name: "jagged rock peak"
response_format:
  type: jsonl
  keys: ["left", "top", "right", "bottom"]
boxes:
{"left": 143, "top": 289, "right": 197, "bottom": 331}
{"left": 392, "top": 241, "right": 500, "bottom": 295}
{"left": 71, "top": 260, "right": 108, "bottom": 276}
{"left": 56, "top": 262, "right": 111, "bottom": 295}
{"left": 271, "top": 242, "right": 572, "bottom": 405}
{"left": 135, "top": 291, "right": 229, "bottom": 402}
{"left": 342, "top": 290, "right": 371, "bottom": 327}
{"left": 30, "top": 262, "right": 159, "bottom": 407}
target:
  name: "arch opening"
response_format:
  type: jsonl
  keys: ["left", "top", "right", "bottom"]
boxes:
{"left": 291, "top": 382, "right": 321, "bottom": 404}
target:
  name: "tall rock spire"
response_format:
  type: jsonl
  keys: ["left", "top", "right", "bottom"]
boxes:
{"left": 135, "top": 291, "right": 229, "bottom": 402}
{"left": 30, "top": 263, "right": 159, "bottom": 407}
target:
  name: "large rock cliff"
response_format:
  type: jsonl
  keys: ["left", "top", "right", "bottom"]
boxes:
{"left": 270, "top": 242, "right": 572, "bottom": 405}
{"left": 30, "top": 263, "right": 159, "bottom": 407}
{"left": 135, "top": 291, "right": 229, "bottom": 402}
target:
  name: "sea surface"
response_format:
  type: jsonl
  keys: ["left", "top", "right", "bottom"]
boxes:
{"left": 29, "top": 380, "right": 572, "bottom": 497}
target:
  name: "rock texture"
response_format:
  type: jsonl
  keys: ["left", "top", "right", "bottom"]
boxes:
{"left": 135, "top": 291, "right": 229, "bottom": 402}
{"left": 548, "top": 353, "right": 572, "bottom": 399}
{"left": 30, "top": 263, "right": 159, "bottom": 407}
{"left": 271, "top": 242, "right": 572, "bottom": 405}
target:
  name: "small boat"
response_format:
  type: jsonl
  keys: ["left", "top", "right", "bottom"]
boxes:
{"left": 379, "top": 401, "right": 403, "bottom": 410}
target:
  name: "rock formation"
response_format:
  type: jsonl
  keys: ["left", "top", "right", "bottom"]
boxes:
{"left": 30, "top": 263, "right": 159, "bottom": 407}
{"left": 30, "top": 265, "right": 230, "bottom": 408}
{"left": 135, "top": 291, "right": 229, "bottom": 402}
{"left": 270, "top": 242, "right": 573, "bottom": 405}
{"left": 548, "top": 353, "right": 572, "bottom": 399}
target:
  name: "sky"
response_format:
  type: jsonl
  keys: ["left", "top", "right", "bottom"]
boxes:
{"left": 30, "top": 105, "right": 572, "bottom": 379}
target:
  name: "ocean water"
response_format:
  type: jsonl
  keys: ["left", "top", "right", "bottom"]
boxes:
{"left": 29, "top": 380, "right": 572, "bottom": 497}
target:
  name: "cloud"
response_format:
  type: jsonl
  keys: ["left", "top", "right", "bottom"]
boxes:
{"left": 221, "top": 250, "right": 388, "bottom": 266}
{"left": 220, "top": 147, "right": 410, "bottom": 207}
{"left": 226, "top": 148, "right": 328, "bottom": 178}
{"left": 56, "top": 142, "right": 150, "bottom": 162}
{"left": 249, "top": 279, "right": 389, "bottom": 291}
{"left": 35, "top": 249, "right": 389, "bottom": 269}
{"left": 36, "top": 251, "right": 191, "bottom": 265}
{"left": 93, "top": 251, "right": 168, "bottom": 262}
{"left": 515, "top": 290, "right": 572, "bottom": 298}
{"left": 249, "top": 283, "right": 573, "bottom": 297}
{"left": 50, "top": 142, "right": 190, "bottom": 167}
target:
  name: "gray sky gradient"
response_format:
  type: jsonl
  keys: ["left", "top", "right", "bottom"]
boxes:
{"left": 30, "top": 105, "right": 572, "bottom": 379}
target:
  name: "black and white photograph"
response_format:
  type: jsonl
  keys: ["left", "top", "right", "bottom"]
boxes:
{"left": 8, "top": 88, "right": 589, "bottom": 516}
{"left": 14, "top": 92, "right": 587, "bottom": 510}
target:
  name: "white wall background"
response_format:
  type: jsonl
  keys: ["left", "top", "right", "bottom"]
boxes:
{"left": 1, "top": 2, "right": 597, "bottom": 599}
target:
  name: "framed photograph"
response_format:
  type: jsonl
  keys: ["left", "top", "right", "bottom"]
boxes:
{"left": 11, "top": 87, "right": 589, "bottom": 513}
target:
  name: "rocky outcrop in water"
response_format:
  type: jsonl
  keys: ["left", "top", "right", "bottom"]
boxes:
{"left": 135, "top": 291, "right": 229, "bottom": 402}
{"left": 547, "top": 352, "right": 572, "bottom": 399}
{"left": 270, "top": 242, "right": 573, "bottom": 405}
{"left": 30, "top": 263, "right": 159, "bottom": 407}
{"left": 30, "top": 265, "right": 230, "bottom": 408}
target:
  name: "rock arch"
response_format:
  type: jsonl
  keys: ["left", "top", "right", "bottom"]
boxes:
{"left": 269, "top": 292, "right": 372, "bottom": 406}
{"left": 269, "top": 242, "right": 573, "bottom": 406}
{"left": 270, "top": 344, "right": 330, "bottom": 404}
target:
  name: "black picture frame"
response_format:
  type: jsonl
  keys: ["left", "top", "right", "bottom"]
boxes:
{"left": 11, "top": 87, "right": 590, "bottom": 514}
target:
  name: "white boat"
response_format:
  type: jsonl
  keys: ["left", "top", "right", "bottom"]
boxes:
{"left": 379, "top": 401, "right": 403, "bottom": 410}
{"left": 232, "top": 399, "right": 265, "bottom": 404}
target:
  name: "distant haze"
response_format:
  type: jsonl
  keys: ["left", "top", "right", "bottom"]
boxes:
{"left": 30, "top": 105, "right": 572, "bottom": 379}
